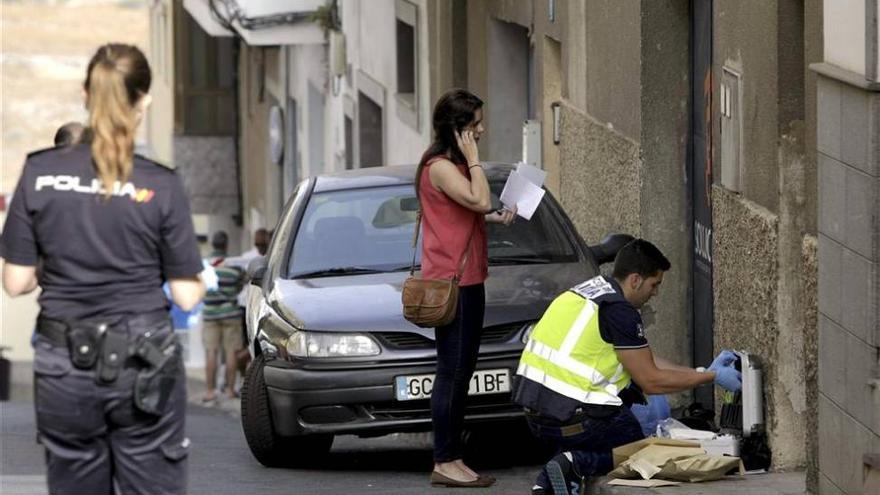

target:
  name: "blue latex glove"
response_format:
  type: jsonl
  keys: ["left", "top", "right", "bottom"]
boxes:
{"left": 708, "top": 350, "right": 738, "bottom": 372}
{"left": 714, "top": 366, "right": 742, "bottom": 392}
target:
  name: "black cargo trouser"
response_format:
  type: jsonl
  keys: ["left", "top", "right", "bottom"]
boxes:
{"left": 33, "top": 313, "right": 188, "bottom": 495}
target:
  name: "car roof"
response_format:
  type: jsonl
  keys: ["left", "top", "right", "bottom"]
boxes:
{"left": 312, "top": 162, "right": 515, "bottom": 192}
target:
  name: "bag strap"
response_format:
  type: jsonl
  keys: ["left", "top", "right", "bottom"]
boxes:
{"left": 409, "top": 210, "right": 421, "bottom": 276}
{"left": 409, "top": 209, "right": 475, "bottom": 282}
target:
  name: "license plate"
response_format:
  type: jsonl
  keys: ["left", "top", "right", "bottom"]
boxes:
{"left": 394, "top": 368, "right": 510, "bottom": 401}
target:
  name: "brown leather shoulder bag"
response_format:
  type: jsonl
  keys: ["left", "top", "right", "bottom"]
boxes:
{"left": 401, "top": 210, "right": 472, "bottom": 328}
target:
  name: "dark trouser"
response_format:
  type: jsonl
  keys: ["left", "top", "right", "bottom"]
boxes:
{"left": 34, "top": 315, "right": 188, "bottom": 495}
{"left": 527, "top": 406, "right": 645, "bottom": 488}
{"left": 431, "top": 283, "right": 485, "bottom": 462}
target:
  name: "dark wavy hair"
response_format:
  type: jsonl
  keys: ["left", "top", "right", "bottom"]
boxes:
{"left": 414, "top": 89, "right": 484, "bottom": 198}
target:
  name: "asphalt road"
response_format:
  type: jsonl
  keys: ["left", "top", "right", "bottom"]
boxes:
{"left": 1, "top": 400, "right": 546, "bottom": 494}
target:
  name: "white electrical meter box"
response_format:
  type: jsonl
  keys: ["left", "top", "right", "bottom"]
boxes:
{"left": 522, "top": 120, "right": 542, "bottom": 169}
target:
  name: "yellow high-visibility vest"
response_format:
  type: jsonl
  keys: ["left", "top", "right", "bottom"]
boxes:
{"left": 516, "top": 276, "right": 631, "bottom": 406}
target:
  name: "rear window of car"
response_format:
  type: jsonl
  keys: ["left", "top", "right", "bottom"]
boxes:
{"left": 288, "top": 182, "right": 579, "bottom": 278}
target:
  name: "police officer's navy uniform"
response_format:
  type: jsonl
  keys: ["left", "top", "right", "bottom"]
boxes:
{"left": 513, "top": 275, "right": 649, "bottom": 489}
{"left": 0, "top": 142, "right": 202, "bottom": 494}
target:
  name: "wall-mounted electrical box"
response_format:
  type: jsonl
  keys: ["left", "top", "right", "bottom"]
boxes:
{"left": 522, "top": 119, "right": 542, "bottom": 169}
{"left": 720, "top": 67, "right": 742, "bottom": 192}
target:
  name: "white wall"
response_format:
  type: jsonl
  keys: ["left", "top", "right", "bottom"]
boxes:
{"left": 146, "top": 0, "right": 175, "bottom": 164}
{"left": 824, "top": 0, "right": 867, "bottom": 76}
{"left": 338, "top": 0, "right": 431, "bottom": 167}
{"left": 286, "top": 44, "right": 329, "bottom": 178}
{"left": 875, "top": 0, "right": 879, "bottom": 81}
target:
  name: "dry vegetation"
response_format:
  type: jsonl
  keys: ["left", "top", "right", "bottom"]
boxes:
{"left": 1, "top": 0, "right": 149, "bottom": 191}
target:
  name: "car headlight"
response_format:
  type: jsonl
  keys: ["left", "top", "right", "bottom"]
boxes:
{"left": 285, "top": 330, "right": 381, "bottom": 358}
{"left": 521, "top": 322, "right": 537, "bottom": 344}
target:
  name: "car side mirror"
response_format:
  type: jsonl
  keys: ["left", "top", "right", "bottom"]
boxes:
{"left": 588, "top": 233, "right": 635, "bottom": 265}
{"left": 247, "top": 256, "right": 268, "bottom": 286}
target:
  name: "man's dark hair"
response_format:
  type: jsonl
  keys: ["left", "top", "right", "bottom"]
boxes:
{"left": 612, "top": 239, "right": 671, "bottom": 280}
{"left": 211, "top": 231, "right": 229, "bottom": 251}
{"left": 54, "top": 122, "right": 85, "bottom": 146}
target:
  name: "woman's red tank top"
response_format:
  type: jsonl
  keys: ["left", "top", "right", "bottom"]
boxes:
{"left": 418, "top": 156, "right": 488, "bottom": 287}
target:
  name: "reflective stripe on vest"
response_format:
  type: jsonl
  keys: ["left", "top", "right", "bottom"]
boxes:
{"left": 517, "top": 280, "right": 631, "bottom": 407}
{"left": 516, "top": 361, "right": 622, "bottom": 406}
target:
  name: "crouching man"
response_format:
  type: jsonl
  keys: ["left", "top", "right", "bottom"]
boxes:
{"left": 513, "top": 239, "right": 742, "bottom": 495}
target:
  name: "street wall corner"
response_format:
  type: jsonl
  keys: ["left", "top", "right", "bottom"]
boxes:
{"left": 713, "top": 184, "right": 810, "bottom": 470}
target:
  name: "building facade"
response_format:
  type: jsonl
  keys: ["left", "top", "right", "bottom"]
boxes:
{"left": 150, "top": 1, "right": 880, "bottom": 491}
{"left": 813, "top": 1, "right": 880, "bottom": 494}
{"left": 161, "top": 0, "right": 439, "bottom": 245}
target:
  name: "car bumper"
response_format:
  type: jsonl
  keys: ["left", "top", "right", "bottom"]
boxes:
{"left": 263, "top": 353, "right": 524, "bottom": 437}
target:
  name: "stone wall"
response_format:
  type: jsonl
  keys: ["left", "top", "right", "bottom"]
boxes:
{"left": 803, "top": 234, "right": 819, "bottom": 492}
{"left": 557, "top": 103, "right": 641, "bottom": 245}
{"left": 713, "top": 185, "right": 812, "bottom": 470}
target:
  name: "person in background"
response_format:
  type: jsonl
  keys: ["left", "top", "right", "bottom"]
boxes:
{"left": 201, "top": 230, "right": 245, "bottom": 402}
{"left": 513, "top": 239, "right": 741, "bottom": 495}
{"left": 241, "top": 228, "right": 270, "bottom": 259}
{"left": 1, "top": 43, "right": 204, "bottom": 494}
{"left": 53, "top": 121, "right": 85, "bottom": 147}
{"left": 233, "top": 228, "right": 271, "bottom": 376}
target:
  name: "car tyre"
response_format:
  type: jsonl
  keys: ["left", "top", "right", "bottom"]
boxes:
{"left": 241, "top": 354, "right": 333, "bottom": 467}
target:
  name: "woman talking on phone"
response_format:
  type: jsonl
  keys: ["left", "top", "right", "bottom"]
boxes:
{"left": 415, "top": 89, "right": 517, "bottom": 487}
{"left": 0, "top": 43, "right": 204, "bottom": 494}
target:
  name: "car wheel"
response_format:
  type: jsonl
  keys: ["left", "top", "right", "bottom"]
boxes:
{"left": 241, "top": 354, "right": 333, "bottom": 467}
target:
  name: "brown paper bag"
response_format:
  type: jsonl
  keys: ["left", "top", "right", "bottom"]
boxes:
{"left": 609, "top": 437, "right": 745, "bottom": 483}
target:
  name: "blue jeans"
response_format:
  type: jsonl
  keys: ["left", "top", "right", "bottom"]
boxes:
{"left": 431, "top": 283, "right": 485, "bottom": 462}
{"left": 527, "top": 406, "right": 645, "bottom": 488}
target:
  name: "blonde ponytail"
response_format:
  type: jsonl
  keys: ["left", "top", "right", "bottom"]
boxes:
{"left": 83, "top": 44, "right": 152, "bottom": 198}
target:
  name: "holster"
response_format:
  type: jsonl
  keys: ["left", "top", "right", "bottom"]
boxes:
{"left": 132, "top": 332, "right": 181, "bottom": 416}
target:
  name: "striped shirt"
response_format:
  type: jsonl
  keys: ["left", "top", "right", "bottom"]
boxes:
{"left": 202, "top": 254, "right": 244, "bottom": 321}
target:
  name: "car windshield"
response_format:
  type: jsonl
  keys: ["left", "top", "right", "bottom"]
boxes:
{"left": 288, "top": 182, "right": 579, "bottom": 278}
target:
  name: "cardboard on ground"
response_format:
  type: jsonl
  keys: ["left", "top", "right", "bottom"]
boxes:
{"left": 607, "top": 478, "right": 681, "bottom": 488}
{"left": 610, "top": 437, "right": 745, "bottom": 483}
{"left": 500, "top": 163, "right": 546, "bottom": 220}
{"left": 612, "top": 438, "right": 702, "bottom": 468}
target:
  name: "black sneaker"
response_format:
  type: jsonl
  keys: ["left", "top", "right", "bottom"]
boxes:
{"left": 544, "top": 454, "right": 580, "bottom": 495}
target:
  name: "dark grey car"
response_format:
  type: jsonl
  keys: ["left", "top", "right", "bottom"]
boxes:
{"left": 241, "top": 163, "right": 626, "bottom": 467}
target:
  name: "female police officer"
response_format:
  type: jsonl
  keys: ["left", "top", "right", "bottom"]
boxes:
{"left": 0, "top": 43, "right": 204, "bottom": 494}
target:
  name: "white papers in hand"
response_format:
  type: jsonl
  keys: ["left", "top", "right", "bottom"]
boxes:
{"left": 515, "top": 162, "right": 547, "bottom": 187}
{"left": 500, "top": 170, "right": 545, "bottom": 220}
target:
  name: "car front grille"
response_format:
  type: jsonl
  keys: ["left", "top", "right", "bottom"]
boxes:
{"left": 375, "top": 323, "right": 521, "bottom": 350}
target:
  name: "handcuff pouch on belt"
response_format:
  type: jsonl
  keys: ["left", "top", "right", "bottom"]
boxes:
{"left": 67, "top": 324, "right": 103, "bottom": 369}
{"left": 132, "top": 332, "right": 181, "bottom": 416}
{"left": 66, "top": 320, "right": 128, "bottom": 384}
{"left": 97, "top": 324, "right": 129, "bottom": 384}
